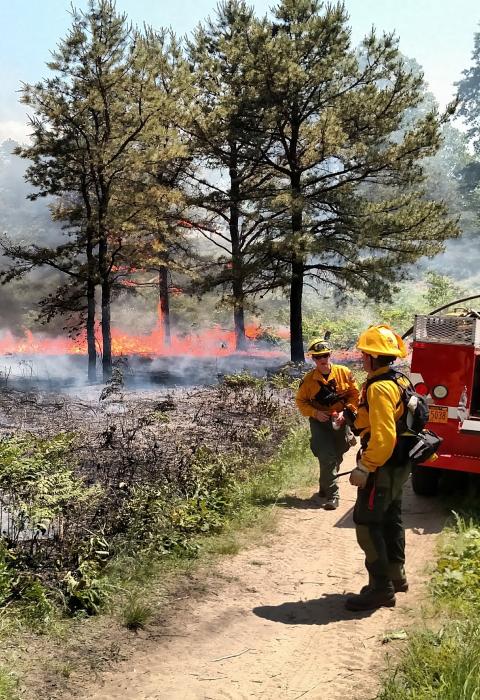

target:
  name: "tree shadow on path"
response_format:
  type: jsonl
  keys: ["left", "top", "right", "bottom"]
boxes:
{"left": 253, "top": 593, "right": 379, "bottom": 626}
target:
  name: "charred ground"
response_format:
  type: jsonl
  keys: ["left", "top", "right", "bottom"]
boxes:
{"left": 0, "top": 367, "right": 308, "bottom": 698}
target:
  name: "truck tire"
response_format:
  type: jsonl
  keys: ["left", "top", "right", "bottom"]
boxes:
{"left": 411, "top": 463, "right": 440, "bottom": 497}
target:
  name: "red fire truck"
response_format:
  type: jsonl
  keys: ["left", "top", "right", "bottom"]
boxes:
{"left": 409, "top": 312, "right": 480, "bottom": 495}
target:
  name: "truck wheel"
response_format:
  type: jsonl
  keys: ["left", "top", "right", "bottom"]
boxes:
{"left": 411, "top": 463, "right": 439, "bottom": 497}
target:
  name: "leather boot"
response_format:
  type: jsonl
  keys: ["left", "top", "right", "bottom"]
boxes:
{"left": 360, "top": 578, "right": 408, "bottom": 595}
{"left": 393, "top": 578, "right": 409, "bottom": 593}
{"left": 345, "top": 583, "right": 396, "bottom": 611}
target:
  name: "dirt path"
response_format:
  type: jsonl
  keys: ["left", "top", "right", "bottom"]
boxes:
{"left": 79, "top": 451, "right": 445, "bottom": 700}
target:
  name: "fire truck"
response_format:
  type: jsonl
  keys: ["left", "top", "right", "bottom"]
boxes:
{"left": 408, "top": 312, "right": 480, "bottom": 496}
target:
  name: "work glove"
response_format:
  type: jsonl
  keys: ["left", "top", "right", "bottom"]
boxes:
{"left": 349, "top": 461, "right": 370, "bottom": 488}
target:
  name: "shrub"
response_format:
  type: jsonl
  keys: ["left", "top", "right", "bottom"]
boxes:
{"left": 431, "top": 514, "right": 480, "bottom": 610}
{"left": 0, "top": 432, "right": 100, "bottom": 545}
{"left": 62, "top": 533, "right": 113, "bottom": 615}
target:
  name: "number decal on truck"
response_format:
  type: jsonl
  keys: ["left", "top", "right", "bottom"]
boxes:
{"left": 428, "top": 406, "right": 448, "bottom": 424}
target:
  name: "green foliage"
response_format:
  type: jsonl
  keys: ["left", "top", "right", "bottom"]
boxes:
{"left": 247, "top": 0, "right": 459, "bottom": 359}
{"left": 186, "top": 2, "right": 274, "bottom": 346}
{"left": 378, "top": 622, "right": 480, "bottom": 700}
{"left": 7, "top": 0, "right": 193, "bottom": 380}
{"left": 173, "top": 447, "right": 240, "bottom": 535}
{"left": 423, "top": 272, "right": 463, "bottom": 310}
{"left": 301, "top": 302, "right": 367, "bottom": 349}
{"left": 431, "top": 513, "right": 480, "bottom": 610}
{"left": 152, "top": 411, "right": 170, "bottom": 424}
{"left": 0, "top": 434, "right": 109, "bottom": 621}
{"left": 0, "top": 540, "right": 55, "bottom": 628}
{"left": 252, "top": 426, "right": 272, "bottom": 443}
{"left": 0, "top": 432, "right": 98, "bottom": 542}
{"left": 0, "top": 667, "right": 18, "bottom": 700}
{"left": 16, "top": 579, "right": 55, "bottom": 628}
{"left": 267, "top": 372, "right": 301, "bottom": 391}
{"left": 378, "top": 511, "right": 480, "bottom": 699}
{"left": 0, "top": 542, "right": 18, "bottom": 606}
{"left": 221, "top": 372, "right": 267, "bottom": 390}
{"left": 115, "top": 447, "right": 240, "bottom": 560}
{"left": 247, "top": 426, "right": 314, "bottom": 505}
{"left": 254, "top": 328, "right": 283, "bottom": 346}
{"left": 62, "top": 533, "right": 113, "bottom": 616}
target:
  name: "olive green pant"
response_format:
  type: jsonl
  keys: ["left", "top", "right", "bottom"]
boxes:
{"left": 353, "top": 461, "right": 411, "bottom": 589}
{"left": 309, "top": 418, "right": 349, "bottom": 500}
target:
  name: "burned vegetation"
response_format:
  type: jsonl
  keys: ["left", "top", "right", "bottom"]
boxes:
{"left": 0, "top": 372, "right": 298, "bottom": 619}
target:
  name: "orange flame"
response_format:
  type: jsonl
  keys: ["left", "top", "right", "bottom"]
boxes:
{"left": 0, "top": 310, "right": 286, "bottom": 358}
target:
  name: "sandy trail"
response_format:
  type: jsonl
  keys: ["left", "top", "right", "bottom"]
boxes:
{"left": 81, "top": 451, "right": 445, "bottom": 700}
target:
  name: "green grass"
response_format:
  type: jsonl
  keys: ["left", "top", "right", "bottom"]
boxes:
{"left": 98, "top": 424, "right": 316, "bottom": 615}
{"left": 378, "top": 623, "right": 480, "bottom": 700}
{"left": 0, "top": 668, "right": 18, "bottom": 700}
{"left": 122, "top": 595, "right": 153, "bottom": 631}
{"left": 377, "top": 508, "right": 480, "bottom": 699}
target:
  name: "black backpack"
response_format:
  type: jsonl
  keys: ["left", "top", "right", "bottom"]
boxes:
{"left": 365, "top": 370, "right": 442, "bottom": 464}
{"left": 365, "top": 370, "right": 429, "bottom": 433}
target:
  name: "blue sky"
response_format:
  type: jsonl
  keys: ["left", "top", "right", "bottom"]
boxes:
{"left": 1, "top": 0, "right": 479, "bottom": 142}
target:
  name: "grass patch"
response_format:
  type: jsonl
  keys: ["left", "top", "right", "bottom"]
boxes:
{"left": 0, "top": 667, "right": 18, "bottom": 700}
{"left": 378, "top": 622, "right": 480, "bottom": 700}
{"left": 209, "top": 533, "right": 241, "bottom": 556}
{"left": 378, "top": 507, "right": 480, "bottom": 699}
{"left": 122, "top": 595, "right": 153, "bottom": 631}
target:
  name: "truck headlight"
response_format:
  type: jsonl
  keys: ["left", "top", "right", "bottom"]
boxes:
{"left": 432, "top": 384, "right": 448, "bottom": 399}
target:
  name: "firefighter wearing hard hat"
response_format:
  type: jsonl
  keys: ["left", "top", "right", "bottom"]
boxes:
{"left": 296, "top": 339, "right": 359, "bottom": 510}
{"left": 346, "top": 324, "right": 411, "bottom": 611}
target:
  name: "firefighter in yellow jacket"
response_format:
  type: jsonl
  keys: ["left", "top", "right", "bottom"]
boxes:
{"left": 346, "top": 324, "right": 411, "bottom": 612}
{"left": 296, "top": 339, "right": 359, "bottom": 510}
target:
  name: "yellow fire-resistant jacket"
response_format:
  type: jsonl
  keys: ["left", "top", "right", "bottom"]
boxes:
{"left": 354, "top": 366, "right": 408, "bottom": 472}
{"left": 295, "top": 364, "right": 359, "bottom": 419}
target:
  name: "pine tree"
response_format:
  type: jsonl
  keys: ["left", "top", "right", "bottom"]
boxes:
{"left": 10, "top": 1, "right": 191, "bottom": 380}
{"left": 456, "top": 26, "right": 480, "bottom": 254}
{"left": 186, "top": 1, "right": 278, "bottom": 350}
{"left": 250, "top": 0, "right": 458, "bottom": 361}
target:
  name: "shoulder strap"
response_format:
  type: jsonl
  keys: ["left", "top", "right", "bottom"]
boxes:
{"left": 389, "top": 369, "right": 414, "bottom": 389}
{"left": 364, "top": 369, "right": 405, "bottom": 413}
{"left": 365, "top": 369, "right": 398, "bottom": 391}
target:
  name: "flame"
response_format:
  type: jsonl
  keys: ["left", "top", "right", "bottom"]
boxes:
{"left": 0, "top": 311, "right": 286, "bottom": 358}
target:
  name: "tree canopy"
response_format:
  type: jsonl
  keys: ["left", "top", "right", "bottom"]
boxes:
{"left": 0, "top": 0, "right": 464, "bottom": 372}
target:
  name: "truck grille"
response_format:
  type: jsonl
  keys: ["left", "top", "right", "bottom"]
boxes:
{"left": 414, "top": 315, "right": 480, "bottom": 346}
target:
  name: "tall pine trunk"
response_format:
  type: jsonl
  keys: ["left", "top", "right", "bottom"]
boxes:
{"left": 232, "top": 273, "right": 246, "bottom": 351}
{"left": 229, "top": 141, "right": 246, "bottom": 350}
{"left": 290, "top": 171, "right": 305, "bottom": 362}
{"left": 290, "top": 255, "right": 304, "bottom": 362}
{"left": 86, "top": 276, "right": 96, "bottom": 382}
{"left": 158, "top": 265, "right": 171, "bottom": 346}
{"left": 98, "top": 231, "right": 112, "bottom": 382}
{"left": 101, "top": 275, "right": 112, "bottom": 382}
{"left": 86, "top": 224, "right": 96, "bottom": 382}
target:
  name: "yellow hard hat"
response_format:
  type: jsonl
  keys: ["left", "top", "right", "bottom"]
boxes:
{"left": 356, "top": 324, "right": 407, "bottom": 359}
{"left": 306, "top": 338, "right": 332, "bottom": 356}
